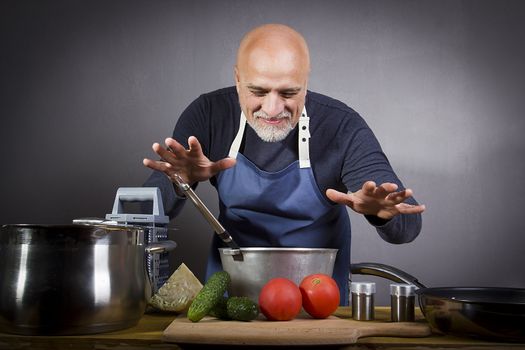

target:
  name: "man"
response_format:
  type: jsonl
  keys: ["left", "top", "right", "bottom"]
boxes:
{"left": 143, "top": 24, "right": 425, "bottom": 304}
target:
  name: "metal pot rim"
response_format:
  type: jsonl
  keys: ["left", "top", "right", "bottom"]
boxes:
{"left": 219, "top": 247, "right": 338, "bottom": 253}
{"left": 2, "top": 223, "right": 145, "bottom": 231}
{"left": 0, "top": 224, "right": 146, "bottom": 245}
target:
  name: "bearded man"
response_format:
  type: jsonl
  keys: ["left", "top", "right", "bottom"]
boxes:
{"left": 143, "top": 24, "right": 425, "bottom": 304}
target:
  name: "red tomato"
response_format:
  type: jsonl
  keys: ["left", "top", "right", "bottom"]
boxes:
{"left": 299, "top": 274, "right": 340, "bottom": 319}
{"left": 258, "top": 278, "right": 302, "bottom": 321}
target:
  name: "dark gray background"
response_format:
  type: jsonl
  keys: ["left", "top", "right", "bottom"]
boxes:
{"left": 1, "top": 0, "right": 524, "bottom": 305}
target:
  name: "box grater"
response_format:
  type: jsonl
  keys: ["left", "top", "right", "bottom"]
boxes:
{"left": 105, "top": 187, "right": 170, "bottom": 293}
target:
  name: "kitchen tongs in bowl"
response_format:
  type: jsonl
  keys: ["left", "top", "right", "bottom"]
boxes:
{"left": 170, "top": 173, "right": 243, "bottom": 261}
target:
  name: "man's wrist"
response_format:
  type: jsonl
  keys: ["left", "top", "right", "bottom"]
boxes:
{"left": 364, "top": 214, "right": 392, "bottom": 227}
{"left": 173, "top": 183, "right": 187, "bottom": 198}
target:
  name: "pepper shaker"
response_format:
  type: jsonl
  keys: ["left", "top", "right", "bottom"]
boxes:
{"left": 350, "top": 282, "right": 376, "bottom": 321}
{"left": 390, "top": 283, "right": 416, "bottom": 322}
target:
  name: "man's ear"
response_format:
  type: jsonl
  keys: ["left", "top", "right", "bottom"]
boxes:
{"left": 234, "top": 66, "right": 240, "bottom": 93}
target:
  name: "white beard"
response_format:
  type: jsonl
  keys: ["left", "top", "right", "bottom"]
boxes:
{"left": 247, "top": 110, "right": 294, "bottom": 142}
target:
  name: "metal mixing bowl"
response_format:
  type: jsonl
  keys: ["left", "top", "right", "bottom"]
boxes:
{"left": 219, "top": 247, "right": 338, "bottom": 303}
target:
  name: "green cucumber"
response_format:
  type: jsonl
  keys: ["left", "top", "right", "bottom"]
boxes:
{"left": 226, "top": 296, "right": 259, "bottom": 321}
{"left": 187, "top": 271, "right": 230, "bottom": 322}
{"left": 209, "top": 296, "right": 230, "bottom": 320}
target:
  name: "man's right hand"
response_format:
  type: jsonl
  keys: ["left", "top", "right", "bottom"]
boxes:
{"left": 143, "top": 136, "right": 237, "bottom": 186}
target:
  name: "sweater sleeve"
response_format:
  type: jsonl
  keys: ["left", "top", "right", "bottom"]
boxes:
{"left": 143, "top": 170, "right": 186, "bottom": 219}
{"left": 142, "top": 95, "right": 211, "bottom": 219}
{"left": 341, "top": 117, "right": 422, "bottom": 244}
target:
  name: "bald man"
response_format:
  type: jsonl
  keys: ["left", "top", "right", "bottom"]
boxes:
{"left": 143, "top": 24, "right": 424, "bottom": 305}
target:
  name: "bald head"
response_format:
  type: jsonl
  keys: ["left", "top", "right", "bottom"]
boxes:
{"left": 236, "top": 24, "right": 310, "bottom": 78}
{"left": 234, "top": 24, "right": 310, "bottom": 143}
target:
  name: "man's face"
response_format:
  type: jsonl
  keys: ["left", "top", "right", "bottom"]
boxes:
{"left": 235, "top": 48, "right": 308, "bottom": 143}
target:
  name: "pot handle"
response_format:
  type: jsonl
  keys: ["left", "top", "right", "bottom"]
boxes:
{"left": 73, "top": 217, "right": 117, "bottom": 225}
{"left": 350, "top": 262, "right": 427, "bottom": 289}
{"left": 145, "top": 240, "right": 177, "bottom": 254}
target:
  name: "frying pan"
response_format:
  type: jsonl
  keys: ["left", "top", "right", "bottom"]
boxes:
{"left": 351, "top": 262, "right": 525, "bottom": 342}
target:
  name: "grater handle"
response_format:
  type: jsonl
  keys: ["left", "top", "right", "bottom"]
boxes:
{"left": 111, "top": 187, "right": 165, "bottom": 216}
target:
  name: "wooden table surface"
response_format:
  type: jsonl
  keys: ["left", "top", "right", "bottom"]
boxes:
{"left": 1, "top": 307, "right": 524, "bottom": 350}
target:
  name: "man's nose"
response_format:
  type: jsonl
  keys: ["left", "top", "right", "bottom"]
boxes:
{"left": 261, "top": 92, "right": 285, "bottom": 117}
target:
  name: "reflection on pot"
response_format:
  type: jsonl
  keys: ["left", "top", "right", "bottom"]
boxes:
{"left": 0, "top": 224, "right": 176, "bottom": 335}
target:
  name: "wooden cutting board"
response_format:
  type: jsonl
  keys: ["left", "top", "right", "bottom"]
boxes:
{"left": 162, "top": 314, "right": 432, "bottom": 345}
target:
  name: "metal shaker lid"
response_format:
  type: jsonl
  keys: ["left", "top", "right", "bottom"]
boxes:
{"left": 351, "top": 282, "right": 376, "bottom": 295}
{"left": 390, "top": 283, "right": 416, "bottom": 297}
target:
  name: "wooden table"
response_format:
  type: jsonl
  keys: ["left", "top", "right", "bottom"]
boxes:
{"left": 1, "top": 307, "right": 524, "bottom": 349}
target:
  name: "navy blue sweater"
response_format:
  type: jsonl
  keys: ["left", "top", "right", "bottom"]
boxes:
{"left": 144, "top": 87, "right": 421, "bottom": 244}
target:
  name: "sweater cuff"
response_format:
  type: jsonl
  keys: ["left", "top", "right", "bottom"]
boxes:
{"left": 172, "top": 181, "right": 199, "bottom": 199}
{"left": 364, "top": 214, "right": 392, "bottom": 227}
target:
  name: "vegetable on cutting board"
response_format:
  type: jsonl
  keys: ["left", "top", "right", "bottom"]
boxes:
{"left": 149, "top": 262, "right": 203, "bottom": 312}
{"left": 299, "top": 273, "right": 340, "bottom": 319}
{"left": 187, "top": 271, "right": 231, "bottom": 322}
{"left": 227, "top": 297, "right": 259, "bottom": 321}
{"left": 258, "top": 277, "right": 302, "bottom": 321}
{"left": 188, "top": 271, "right": 260, "bottom": 322}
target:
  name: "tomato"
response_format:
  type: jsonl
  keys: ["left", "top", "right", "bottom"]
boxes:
{"left": 299, "top": 274, "right": 340, "bottom": 319}
{"left": 258, "top": 278, "right": 302, "bottom": 321}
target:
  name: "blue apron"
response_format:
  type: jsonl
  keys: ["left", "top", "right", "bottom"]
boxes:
{"left": 206, "top": 107, "right": 352, "bottom": 305}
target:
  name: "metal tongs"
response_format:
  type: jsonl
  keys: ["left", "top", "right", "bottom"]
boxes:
{"left": 171, "top": 173, "right": 243, "bottom": 261}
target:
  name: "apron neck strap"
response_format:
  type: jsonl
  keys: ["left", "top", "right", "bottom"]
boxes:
{"left": 298, "top": 106, "right": 311, "bottom": 168}
{"left": 228, "top": 111, "right": 247, "bottom": 159}
{"left": 228, "top": 107, "right": 311, "bottom": 169}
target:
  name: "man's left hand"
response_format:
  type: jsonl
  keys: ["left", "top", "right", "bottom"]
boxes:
{"left": 326, "top": 181, "right": 425, "bottom": 220}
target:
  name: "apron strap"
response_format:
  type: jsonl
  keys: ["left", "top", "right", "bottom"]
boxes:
{"left": 298, "top": 106, "right": 311, "bottom": 168}
{"left": 228, "top": 107, "right": 311, "bottom": 169}
{"left": 228, "top": 111, "right": 247, "bottom": 158}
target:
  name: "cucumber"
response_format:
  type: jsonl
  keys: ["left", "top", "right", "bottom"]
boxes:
{"left": 226, "top": 296, "right": 259, "bottom": 321}
{"left": 209, "top": 296, "right": 230, "bottom": 320}
{"left": 187, "top": 271, "right": 230, "bottom": 322}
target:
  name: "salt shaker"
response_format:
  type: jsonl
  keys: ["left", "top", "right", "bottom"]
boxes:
{"left": 390, "top": 283, "right": 416, "bottom": 322}
{"left": 350, "top": 282, "right": 376, "bottom": 320}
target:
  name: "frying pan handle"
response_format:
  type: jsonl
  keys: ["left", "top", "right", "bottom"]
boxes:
{"left": 350, "top": 262, "right": 427, "bottom": 289}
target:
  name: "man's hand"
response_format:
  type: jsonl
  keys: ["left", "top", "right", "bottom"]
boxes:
{"left": 326, "top": 181, "right": 425, "bottom": 220}
{"left": 143, "top": 136, "right": 236, "bottom": 185}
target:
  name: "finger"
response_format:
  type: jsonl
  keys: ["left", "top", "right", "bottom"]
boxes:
{"left": 154, "top": 144, "right": 179, "bottom": 163}
{"left": 187, "top": 136, "right": 204, "bottom": 156}
{"left": 378, "top": 182, "right": 398, "bottom": 193}
{"left": 386, "top": 188, "right": 413, "bottom": 203}
{"left": 362, "top": 181, "right": 376, "bottom": 195}
{"left": 152, "top": 142, "right": 163, "bottom": 153}
{"left": 152, "top": 141, "right": 171, "bottom": 156}
{"left": 165, "top": 138, "right": 187, "bottom": 156}
{"left": 374, "top": 184, "right": 392, "bottom": 198}
{"left": 143, "top": 158, "right": 156, "bottom": 168}
{"left": 373, "top": 183, "right": 397, "bottom": 199}
{"left": 396, "top": 203, "right": 426, "bottom": 214}
{"left": 326, "top": 189, "right": 355, "bottom": 206}
{"left": 143, "top": 158, "right": 170, "bottom": 172}
{"left": 211, "top": 157, "right": 237, "bottom": 173}
{"left": 386, "top": 189, "right": 408, "bottom": 203}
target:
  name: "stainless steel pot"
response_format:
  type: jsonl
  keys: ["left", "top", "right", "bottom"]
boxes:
{"left": 0, "top": 224, "right": 176, "bottom": 335}
{"left": 219, "top": 247, "right": 337, "bottom": 303}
